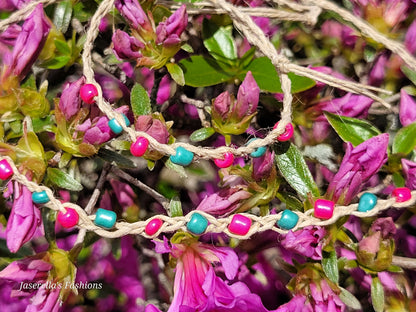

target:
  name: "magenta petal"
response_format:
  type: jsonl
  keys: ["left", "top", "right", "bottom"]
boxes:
{"left": 9, "top": 4, "right": 50, "bottom": 79}
{"left": 399, "top": 89, "right": 416, "bottom": 126}
{"left": 5, "top": 183, "right": 41, "bottom": 253}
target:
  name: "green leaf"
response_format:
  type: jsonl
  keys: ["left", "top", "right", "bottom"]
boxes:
{"left": 131, "top": 83, "right": 151, "bottom": 116}
{"left": 169, "top": 196, "right": 183, "bottom": 217}
{"left": 339, "top": 287, "right": 362, "bottom": 310}
{"left": 53, "top": 0, "right": 72, "bottom": 33}
{"left": 371, "top": 276, "right": 385, "bottom": 312}
{"left": 392, "top": 122, "right": 416, "bottom": 154}
{"left": 190, "top": 127, "right": 215, "bottom": 142}
{"left": 322, "top": 250, "right": 339, "bottom": 283}
{"left": 238, "top": 57, "right": 316, "bottom": 93}
{"left": 166, "top": 63, "right": 185, "bottom": 86}
{"left": 54, "top": 39, "right": 71, "bottom": 55}
{"left": 325, "top": 112, "right": 381, "bottom": 146}
{"left": 42, "top": 55, "right": 71, "bottom": 69}
{"left": 151, "top": 5, "right": 172, "bottom": 24}
{"left": 47, "top": 168, "right": 83, "bottom": 191}
{"left": 239, "top": 47, "right": 256, "bottom": 68}
{"left": 165, "top": 158, "right": 188, "bottom": 178}
{"left": 401, "top": 65, "right": 416, "bottom": 86}
{"left": 202, "top": 19, "right": 237, "bottom": 63}
{"left": 275, "top": 143, "right": 320, "bottom": 198}
{"left": 97, "top": 148, "right": 136, "bottom": 168}
{"left": 179, "top": 55, "right": 232, "bottom": 87}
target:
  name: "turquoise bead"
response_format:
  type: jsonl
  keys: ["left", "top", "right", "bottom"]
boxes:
{"left": 247, "top": 138, "right": 267, "bottom": 158}
{"left": 170, "top": 146, "right": 194, "bottom": 166}
{"left": 277, "top": 210, "right": 299, "bottom": 230}
{"left": 108, "top": 114, "right": 130, "bottom": 134}
{"left": 358, "top": 193, "right": 378, "bottom": 212}
{"left": 94, "top": 208, "right": 117, "bottom": 229}
{"left": 186, "top": 212, "right": 208, "bottom": 235}
{"left": 31, "top": 191, "right": 50, "bottom": 204}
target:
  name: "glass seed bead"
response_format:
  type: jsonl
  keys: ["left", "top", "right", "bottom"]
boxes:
{"left": 131, "top": 137, "right": 149, "bottom": 157}
{"left": 0, "top": 159, "right": 13, "bottom": 180}
{"left": 145, "top": 218, "right": 163, "bottom": 236}
{"left": 277, "top": 210, "right": 299, "bottom": 230}
{"left": 187, "top": 212, "right": 208, "bottom": 235}
{"left": 274, "top": 122, "right": 294, "bottom": 142}
{"left": 214, "top": 152, "right": 234, "bottom": 168}
{"left": 94, "top": 208, "right": 117, "bottom": 229}
{"left": 228, "top": 214, "right": 252, "bottom": 236}
{"left": 392, "top": 187, "right": 412, "bottom": 203}
{"left": 314, "top": 199, "right": 335, "bottom": 219}
{"left": 32, "top": 191, "right": 50, "bottom": 204}
{"left": 80, "top": 84, "right": 98, "bottom": 104}
{"left": 170, "top": 146, "right": 194, "bottom": 166}
{"left": 358, "top": 193, "right": 378, "bottom": 212}
{"left": 108, "top": 114, "right": 130, "bottom": 134}
{"left": 247, "top": 138, "right": 267, "bottom": 158}
{"left": 57, "top": 208, "right": 79, "bottom": 228}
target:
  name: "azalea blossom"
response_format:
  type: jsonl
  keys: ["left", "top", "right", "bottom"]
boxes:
{"left": 154, "top": 236, "right": 272, "bottom": 312}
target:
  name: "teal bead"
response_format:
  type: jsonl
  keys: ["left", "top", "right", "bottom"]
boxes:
{"left": 358, "top": 193, "right": 378, "bottom": 212}
{"left": 94, "top": 208, "right": 117, "bottom": 229}
{"left": 108, "top": 114, "right": 130, "bottom": 134}
{"left": 31, "top": 191, "right": 50, "bottom": 204}
{"left": 186, "top": 212, "right": 208, "bottom": 235}
{"left": 247, "top": 138, "right": 267, "bottom": 158}
{"left": 277, "top": 210, "right": 299, "bottom": 230}
{"left": 170, "top": 146, "right": 194, "bottom": 166}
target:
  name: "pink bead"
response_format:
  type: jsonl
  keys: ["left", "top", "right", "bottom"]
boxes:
{"left": 228, "top": 214, "right": 252, "bottom": 236}
{"left": 214, "top": 152, "right": 234, "bottom": 168}
{"left": 80, "top": 84, "right": 98, "bottom": 104}
{"left": 274, "top": 122, "right": 294, "bottom": 142}
{"left": 130, "top": 137, "right": 149, "bottom": 157}
{"left": 392, "top": 187, "right": 412, "bottom": 203}
{"left": 0, "top": 159, "right": 13, "bottom": 180}
{"left": 57, "top": 208, "right": 79, "bottom": 228}
{"left": 314, "top": 199, "right": 335, "bottom": 219}
{"left": 145, "top": 218, "right": 163, "bottom": 236}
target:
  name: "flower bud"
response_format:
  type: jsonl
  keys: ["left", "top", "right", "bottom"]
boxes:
{"left": 402, "top": 159, "right": 416, "bottom": 190}
{"left": 252, "top": 149, "right": 275, "bottom": 181}
{"left": 115, "top": 0, "right": 152, "bottom": 35}
{"left": 326, "top": 134, "right": 388, "bottom": 204}
{"left": 356, "top": 217, "right": 396, "bottom": 271}
{"left": 112, "top": 30, "right": 144, "bottom": 60}
{"left": 399, "top": 89, "right": 416, "bottom": 127}
{"left": 156, "top": 5, "right": 187, "bottom": 47}
{"left": 236, "top": 71, "right": 259, "bottom": 119}
{"left": 59, "top": 77, "right": 85, "bottom": 120}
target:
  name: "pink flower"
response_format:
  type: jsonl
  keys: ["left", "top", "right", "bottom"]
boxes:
{"left": 154, "top": 237, "right": 271, "bottom": 312}
{"left": 155, "top": 5, "right": 188, "bottom": 46}
{"left": 405, "top": 20, "right": 416, "bottom": 54}
{"left": 369, "top": 54, "right": 388, "bottom": 86}
{"left": 77, "top": 106, "right": 130, "bottom": 145}
{"left": 4, "top": 181, "right": 42, "bottom": 253}
{"left": 115, "top": 0, "right": 152, "bottom": 34}
{"left": 112, "top": 29, "right": 144, "bottom": 60}
{"left": 280, "top": 226, "right": 326, "bottom": 260}
{"left": 212, "top": 71, "right": 259, "bottom": 135}
{"left": 2, "top": 4, "right": 50, "bottom": 80}
{"left": 0, "top": 255, "right": 61, "bottom": 312}
{"left": 399, "top": 89, "right": 416, "bottom": 126}
{"left": 135, "top": 115, "right": 169, "bottom": 144}
{"left": 59, "top": 76, "right": 85, "bottom": 120}
{"left": 326, "top": 134, "right": 389, "bottom": 204}
{"left": 402, "top": 159, "right": 416, "bottom": 189}
{"left": 252, "top": 149, "right": 275, "bottom": 181}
